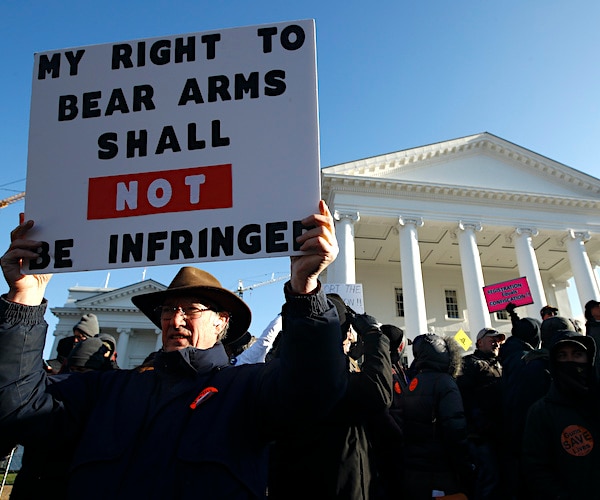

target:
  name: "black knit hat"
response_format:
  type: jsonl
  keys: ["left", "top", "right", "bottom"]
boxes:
{"left": 541, "top": 316, "right": 575, "bottom": 348}
{"left": 73, "top": 314, "right": 100, "bottom": 338}
{"left": 511, "top": 317, "right": 541, "bottom": 348}
{"left": 584, "top": 300, "right": 600, "bottom": 321}
{"left": 381, "top": 324, "right": 405, "bottom": 353}
{"left": 66, "top": 337, "right": 110, "bottom": 371}
{"left": 56, "top": 336, "right": 76, "bottom": 361}
{"left": 97, "top": 333, "right": 117, "bottom": 353}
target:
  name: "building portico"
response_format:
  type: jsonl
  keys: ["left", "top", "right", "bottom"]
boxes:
{"left": 322, "top": 133, "right": 600, "bottom": 342}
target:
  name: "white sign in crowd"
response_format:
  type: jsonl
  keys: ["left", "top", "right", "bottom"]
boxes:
{"left": 25, "top": 19, "right": 319, "bottom": 273}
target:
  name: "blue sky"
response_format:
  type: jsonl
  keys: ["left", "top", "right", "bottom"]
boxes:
{"left": 2, "top": 1, "right": 600, "bottom": 357}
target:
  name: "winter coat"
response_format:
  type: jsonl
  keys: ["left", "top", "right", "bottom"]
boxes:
{"left": 522, "top": 386, "right": 600, "bottom": 499}
{"left": 522, "top": 330, "right": 600, "bottom": 499}
{"left": 498, "top": 335, "right": 545, "bottom": 459}
{"left": 457, "top": 349, "right": 503, "bottom": 441}
{"left": 268, "top": 329, "right": 392, "bottom": 500}
{"left": 0, "top": 288, "right": 347, "bottom": 500}
{"left": 366, "top": 349, "right": 408, "bottom": 500}
{"left": 399, "top": 334, "right": 470, "bottom": 499}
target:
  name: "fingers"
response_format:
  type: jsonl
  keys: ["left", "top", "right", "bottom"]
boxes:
{"left": 3, "top": 241, "right": 43, "bottom": 262}
{"left": 296, "top": 201, "right": 336, "bottom": 250}
{"left": 4, "top": 220, "right": 41, "bottom": 268}
{"left": 10, "top": 220, "right": 34, "bottom": 243}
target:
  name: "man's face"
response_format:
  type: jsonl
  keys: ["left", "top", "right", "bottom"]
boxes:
{"left": 160, "top": 297, "right": 229, "bottom": 352}
{"left": 555, "top": 343, "right": 588, "bottom": 364}
{"left": 542, "top": 309, "right": 557, "bottom": 321}
{"left": 73, "top": 329, "right": 88, "bottom": 343}
{"left": 477, "top": 335, "right": 504, "bottom": 355}
{"left": 591, "top": 304, "right": 600, "bottom": 320}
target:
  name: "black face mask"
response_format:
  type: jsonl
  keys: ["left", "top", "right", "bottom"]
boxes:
{"left": 554, "top": 361, "right": 593, "bottom": 397}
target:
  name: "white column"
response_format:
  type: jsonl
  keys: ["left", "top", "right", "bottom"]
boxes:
{"left": 116, "top": 328, "right": 131, "bottom": 361}
{"left": 333, "top": 211, "right": 360, "bottom": 284}
{"left": 565, "top": 230, "right": 600, "bottom": 306}
{"left": 457, "top": 221, "right": 490, "bottom": 336}
{"left": 513, "top": 227, "right": 547, "bottom": 318}
{"left": 155, "top": 328, "right": 163, "bottom": 351}
{"left": 398, "top": 216, "right": 428, "bottom": 336}
{"left": 549, "top": 280, "right": 573, "bottom": 319}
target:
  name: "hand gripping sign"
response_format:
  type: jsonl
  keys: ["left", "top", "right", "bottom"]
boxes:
{"left": 483, "top": 276, "right": 534, "bottom": 313}
{"left": 24, "top": 20, "right": 320, "bottom": 273}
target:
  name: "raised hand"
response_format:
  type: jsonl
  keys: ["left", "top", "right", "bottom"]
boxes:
{"left": 289, "top": 200, "right": 338, "bottom": 294}
{"left": 1, "top": 218, "right": 52, "bottom": 305}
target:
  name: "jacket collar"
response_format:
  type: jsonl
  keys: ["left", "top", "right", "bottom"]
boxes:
{"left": 154, "top": 344, "right": 229, "bottom": 376}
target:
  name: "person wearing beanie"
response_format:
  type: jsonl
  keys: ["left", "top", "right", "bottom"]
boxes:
{"left": 64, "top": 337, "right": 112, "bottom": 373}
{"left": 368, "top": 324, "right": 407, "bottom": 500}
{"left": 522, "top": 331, "right": 600, "bottom": 498}
{"left": 72, "top": 313, "right": 100, "bottom": 343}
{"left": 96, "top": 333, "right": 119, "bottom": 369}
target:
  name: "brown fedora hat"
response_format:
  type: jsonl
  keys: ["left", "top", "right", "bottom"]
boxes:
{"left": 131, "top": 267, "right": 251, "bottom": 345}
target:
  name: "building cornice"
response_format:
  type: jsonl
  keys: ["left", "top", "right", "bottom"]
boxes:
{"left": 322, "top": 175, "right": 600, "bottom": 210}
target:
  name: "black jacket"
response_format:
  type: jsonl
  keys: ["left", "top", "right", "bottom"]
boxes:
{"left": 399, "top": 334, "right": 470, "bottom": 497}
{"left": 268, "top": 329, "right": 392, "bottom": 500}
{"left": 522, "top": 331, "right": 600, "bottom": 499}
{"left": 0, "top": 286, "right": 347, "bottom": 500}
{"left": 458, "top": 349, "right": 503, "bottom": 440}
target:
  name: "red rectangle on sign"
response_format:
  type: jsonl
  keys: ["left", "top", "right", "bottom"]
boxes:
{"left": 483, "top": 276, "right": 534, "bottom": 313}
{"left": 87, "top": 164, "right": 232, "bottom": 219}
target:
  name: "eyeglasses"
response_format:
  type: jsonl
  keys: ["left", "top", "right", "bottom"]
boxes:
{"left": 156, "top": 306, "right": 212, "bottom": 320}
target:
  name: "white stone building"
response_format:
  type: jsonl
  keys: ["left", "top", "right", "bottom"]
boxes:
{"left": 322, "top": 132, "right": 600, "bottom": 343}
{"left": 49, "top": 280, "right": 167, "bottom": 369}
{"left": 48, "top": 132, "right": 600, "bottom": 364}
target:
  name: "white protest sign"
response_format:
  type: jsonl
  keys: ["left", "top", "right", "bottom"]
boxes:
{"left": 24, "top": 19, "right": 319, "bottom": 273}
{"left": 322, "top": 283, "right": 365, "bottom": 314}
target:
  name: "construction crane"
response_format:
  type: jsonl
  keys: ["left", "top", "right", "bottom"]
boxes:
{"left": 235, "top": 273, "right": 290, "bottom": 298}
{"left": 0, "top": 191, "right": 25, "bottom": 209}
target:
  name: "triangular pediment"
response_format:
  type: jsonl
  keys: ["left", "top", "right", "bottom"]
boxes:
{"left": 323, "top": 132, "right": 600, "bottom": 200}
{"left": 73, "top": 279, "right": 167, "bottom": 309}
{"left": 51, "top": 279, "right": 167, "bottom": 318}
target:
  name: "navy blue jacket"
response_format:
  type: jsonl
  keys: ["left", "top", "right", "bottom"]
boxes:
{"left": 0, "top": 287, "right": 347, "bottom": 500}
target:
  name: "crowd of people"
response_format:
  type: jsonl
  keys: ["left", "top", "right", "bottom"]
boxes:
{"left": 1, "top": 203, "right": 599, "bottom": 499}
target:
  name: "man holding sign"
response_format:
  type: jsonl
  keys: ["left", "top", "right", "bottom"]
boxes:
{"left": 0, "top": 201, "right": 347, "bottom": 499}
{"left": 25, "top": 20, "right": 320, "bottom": 273}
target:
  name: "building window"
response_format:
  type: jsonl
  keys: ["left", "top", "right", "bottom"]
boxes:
{"left": 496, "top": 309, "right": 509, "bottom": 321}
{"left": 445, "top": 289, "right": 460, "bottom": 319}
{"left": 394, "top": 287, "right": 405, "bottom": 317}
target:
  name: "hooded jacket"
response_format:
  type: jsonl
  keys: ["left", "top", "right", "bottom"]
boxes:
{"left": 522, "top": 331, "right": 600, "bottom": 499}
{"left": 399, "top": 334, "right": 470, "bottom": 497}
{"left": 0, "top": 286, "right": 347, "bottom": 500}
